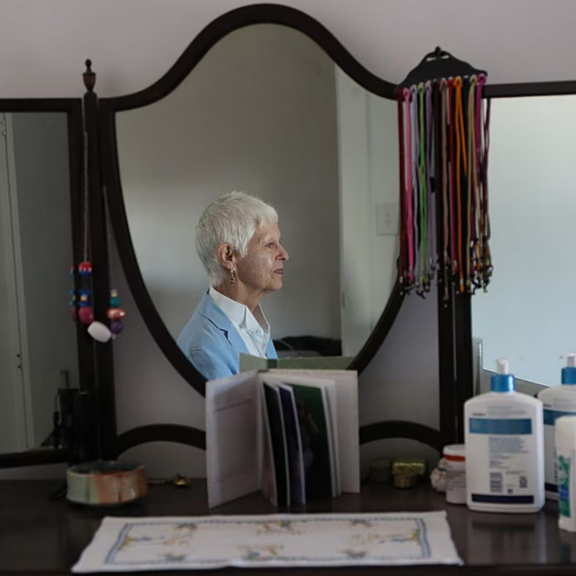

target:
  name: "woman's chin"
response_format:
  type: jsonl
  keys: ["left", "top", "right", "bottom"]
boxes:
{"left": 270, "top": 276, "right": 284, "bottom": 290}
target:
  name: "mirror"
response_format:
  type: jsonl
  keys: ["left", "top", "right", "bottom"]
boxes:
{"left": 472, "top": 95, "right": 576, "bottom": 388}
{"left": 0, "top": 111, "right": 79, "bottom": 455}
{"left": 114, "top": 23, "right": 399, "bottom": 365}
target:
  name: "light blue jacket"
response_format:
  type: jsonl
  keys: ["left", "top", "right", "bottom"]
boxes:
{"left": 177, "top": 292, "right": 278, "bottom": 381}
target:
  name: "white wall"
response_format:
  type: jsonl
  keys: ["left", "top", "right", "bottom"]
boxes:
{"left": 2, "top": 0, "right": 575, "bottom": 478}
{"left": 472, "top": 96, "right": 576, "bottom": 387}
{"left": 116, "top": 24, "right": 340, "bottom": 342}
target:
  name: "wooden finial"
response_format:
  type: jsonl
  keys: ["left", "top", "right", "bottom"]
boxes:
{"left": 83, "top": 59, "right": 96, "bottom": 92}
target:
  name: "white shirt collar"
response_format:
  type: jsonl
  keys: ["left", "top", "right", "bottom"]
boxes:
{"left": 208, "top": 287, "right": 270, "bottom": 332}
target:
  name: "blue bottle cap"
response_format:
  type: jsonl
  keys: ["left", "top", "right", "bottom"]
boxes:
{"left": 562, "top": 353, "right": 576, "bottom": 385}
{"left": 491, "top": 358, "right": 515, "bottom": 393}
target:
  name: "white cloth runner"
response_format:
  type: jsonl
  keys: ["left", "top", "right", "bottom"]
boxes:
{"left": 73, "top": 511, "right": 462, "bottom": 572}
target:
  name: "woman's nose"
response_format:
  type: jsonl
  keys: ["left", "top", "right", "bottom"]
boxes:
{"left": 279, "top": 246, "right": 289, "bottom": 261}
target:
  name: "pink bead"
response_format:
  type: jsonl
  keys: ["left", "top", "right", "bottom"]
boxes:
{"left": 107, "top": 307, "right": 126, "bottom": 320}
{"left": 79, "top": 306, "right": 95, "bottom": 325}
{"left": 110, "top": 320, "right": 124, "bottom": 335}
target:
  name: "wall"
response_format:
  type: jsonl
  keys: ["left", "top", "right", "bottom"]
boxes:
{"left": 0, "top": 0, "right": 574, "bottom": 99}
{"left": 116, "top": 24, "right": 341, "bottom": 343}
{"left": 472, "top": 96, "right": 576, "bottom": 387}
{"left": 2, "top": 0, "right": 574, "bottom": 478}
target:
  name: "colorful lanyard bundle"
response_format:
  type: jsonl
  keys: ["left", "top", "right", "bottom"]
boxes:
{"left": 397, "top": 75, "right": 492, "bottom": 300}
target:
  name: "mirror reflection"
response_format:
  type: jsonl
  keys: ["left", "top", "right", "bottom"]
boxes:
{"left": 473, "top": 96, "right": 576, "bottom": 389}
{"left": 116, "top": 24, "right": 399, "bottom": 377}
{"left": 0, "top": 112, "right": 78, "bottom": 453}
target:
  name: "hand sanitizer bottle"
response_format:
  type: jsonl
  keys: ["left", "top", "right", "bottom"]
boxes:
{"left": 556, "top": 415, "right": 576, "bottom": 532}
{"left": 465, "top": 359, "right": 544, "bottom": 513}
{"left": 539, "top": 353, "right": 576, "bottom": 499}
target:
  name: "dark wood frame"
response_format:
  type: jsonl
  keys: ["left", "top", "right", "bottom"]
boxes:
{"left": 83, "top": 70, "right": 117, "bottom": 461}
{"left": 0, "top": 98, "right": 92, "bottom": 468}
{"left": 98, "top": 4, "right": 417, "bottom": 457}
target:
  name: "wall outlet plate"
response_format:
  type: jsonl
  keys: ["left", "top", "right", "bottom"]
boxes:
{"left": 376, "top": 202, "right": 398, "bottom": 236}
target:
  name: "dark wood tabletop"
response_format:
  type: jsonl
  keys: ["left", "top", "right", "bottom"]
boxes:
{"left": 1, "top": 479, "right": 575, "bottom": 575}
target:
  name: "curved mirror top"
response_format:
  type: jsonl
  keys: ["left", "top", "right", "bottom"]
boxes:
{"left": 115, "top": 24, "right": 399, "bottom": 371}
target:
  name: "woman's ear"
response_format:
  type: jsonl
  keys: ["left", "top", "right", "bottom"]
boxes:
{"left": 216, "top": 243, "right": 237, "bottom": 270}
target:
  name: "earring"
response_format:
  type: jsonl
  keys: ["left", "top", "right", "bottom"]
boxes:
{"left": 230, "top": 270, "right": 236, "bottom": 285}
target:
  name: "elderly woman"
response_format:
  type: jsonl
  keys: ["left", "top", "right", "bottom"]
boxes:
{"left": 177, "top": 191, "right": 289, "bottom": 380}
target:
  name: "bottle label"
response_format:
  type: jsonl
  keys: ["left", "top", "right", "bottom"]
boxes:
{"left": 467, "top": 416, "right": 537, "bottom": 504}
{"left": 544, "top": 408, "right": 576, "bottom": 493}
{"left": 558, "top": 455, "right": 571, "bottom": 518}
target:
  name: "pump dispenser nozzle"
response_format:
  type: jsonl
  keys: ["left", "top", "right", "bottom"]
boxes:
{"left": 562, "top": 353, "right": 576, "bottom": 385}
{"left": 496, "top": 358, "right": 509, "bottom": 375}
{"left": 492, "top": 358, "right": 515, "bottom": 392}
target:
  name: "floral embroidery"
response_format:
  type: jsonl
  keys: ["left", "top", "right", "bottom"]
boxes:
{"left": 256, "top": 520, "right": 300, "bottom": 535}
{"left": 174, "top": 522, "right": 197, "bottom": 532}
{"left": 341, "top": 549, "right": 368, "bottom": 559}
{"left": 238, "top": 545, "right": 284, "bottom": 561}
{"left": 352, "top": 528, "right": 421, "bottom": 546}
{"left": 349, "top": 519, "right": 372, "bottom": 528}
{"left": 118, "top": 535, "right": 153, "bottom": 551}
{"left": 162, "top": 553, "right": 187, "bottom": 563}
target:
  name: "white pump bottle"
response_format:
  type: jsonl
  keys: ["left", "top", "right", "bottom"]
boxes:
{"left": 465, "top": 359, "right": 544, "bottom": 513}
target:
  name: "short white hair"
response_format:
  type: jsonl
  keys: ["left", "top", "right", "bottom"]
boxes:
{"left": 196, "top": 191, "right": 278, "bottom": 286}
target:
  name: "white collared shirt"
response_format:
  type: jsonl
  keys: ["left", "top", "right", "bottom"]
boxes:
{"left": 208, "top": 287, "right": 271, "bottom": 357}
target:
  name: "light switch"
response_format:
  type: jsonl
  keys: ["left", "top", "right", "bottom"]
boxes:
{"left": 376, "top": 202, "right": 398, "bottom": 236}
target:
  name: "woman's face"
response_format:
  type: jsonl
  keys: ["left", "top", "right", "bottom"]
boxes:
{"left": 235, "top": 220, "right": 289, "bottom": 295}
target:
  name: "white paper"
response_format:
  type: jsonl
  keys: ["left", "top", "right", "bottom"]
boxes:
{"left": 205, "top": 371, "right": 261, "bottom": 508}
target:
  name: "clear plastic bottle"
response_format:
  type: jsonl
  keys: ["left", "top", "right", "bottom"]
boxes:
{"left": 556, "top": 416, "right": 576, "bottom": 532}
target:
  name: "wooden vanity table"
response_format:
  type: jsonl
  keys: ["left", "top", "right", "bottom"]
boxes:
{"left": 1, "top": 480, "right": 575, "bottom": 575}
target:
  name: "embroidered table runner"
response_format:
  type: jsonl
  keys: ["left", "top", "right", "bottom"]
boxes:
{"left": 73, "top": 511, "right": 461, "bottom": 572}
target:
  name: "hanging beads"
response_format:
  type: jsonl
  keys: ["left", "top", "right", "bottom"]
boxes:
{"left": 107, "top": 289, "right": 125, "bottom": 336}
{"left": 78, "top": 288, "right": 95, "bottom": 325}
{"left": 76, "top": 259, "right": 94, "bottom": 325}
